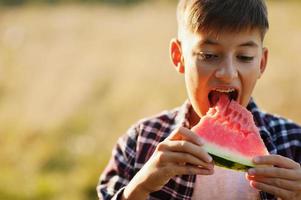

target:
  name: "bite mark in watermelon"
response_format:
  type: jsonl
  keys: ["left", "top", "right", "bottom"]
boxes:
{"left": 192, "top": 94, "right": 269, "bottom": 171}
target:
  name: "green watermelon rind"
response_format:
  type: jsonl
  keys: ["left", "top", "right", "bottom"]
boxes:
{"left": 203, "top": 141, "right": 255, "bottom": 171}
{"left": 209, "top": 154, "right": 251, "bottom": 171}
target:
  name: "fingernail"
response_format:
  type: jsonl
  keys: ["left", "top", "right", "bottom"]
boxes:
{"left": 248, "top": 168, "right": 255, "bottom": 175}
{"left": 207, "top": 155, "right": 213, "bottom": 163}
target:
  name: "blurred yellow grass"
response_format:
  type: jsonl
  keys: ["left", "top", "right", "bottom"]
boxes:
{"left": 0, "top": 1, "right": 300, "bottom": 199}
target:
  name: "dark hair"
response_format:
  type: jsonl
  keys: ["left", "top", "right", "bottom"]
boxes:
{"left": 177, "top": 0, "right": 269, "bottom": 39}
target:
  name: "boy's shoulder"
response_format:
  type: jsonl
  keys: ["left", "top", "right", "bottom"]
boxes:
{"left": 136, "top": 105, "right": 186, "bottom": 133}
{"left": 261, "top": 111, "right": 301, "bottom": 144}
{"left": 263, "top": 112, "right": 301, "bottom": 131}
{"left": 119, "top": 104, "right": 189, "bottom": 167}
{"left": 128, "top": 101, "right": 191, "bottom": 142}
{"left": 248, "top": 99, "right": 301, "bottom": 136}
{"left": 254, "top": 107, "right": 301, "bottom": 136}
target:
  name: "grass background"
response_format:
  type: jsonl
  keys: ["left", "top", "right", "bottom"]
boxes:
{"left": 0, "top": 1, "right": 300, "bottom": 199}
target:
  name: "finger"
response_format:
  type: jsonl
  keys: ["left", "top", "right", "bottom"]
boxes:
{"left": 247, "top": 175, "right": 301, "bottom": 191}
{"left": 164, "top": 140, "right": 212, "bottom": 163}
{"left": 250, "top": 180, "right": 294, "bottom": 200}
{"left": 172, "top": 164, "right": 214, "bottom": 176}
{"left": 248, "top": 167, "right": 301, "bottom": 180}
{"left": 253, "top": 155, "right": 300, "bottom": 169}
{"left": 168, "top": 127, "right": 203, "bottom": 146}
{"left": 161, "top": 151, "right": 214, "bottom": 169}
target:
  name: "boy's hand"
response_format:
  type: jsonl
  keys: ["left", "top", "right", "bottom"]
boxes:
{"left": 123, "top": 127, "right": 214, "bottom": 200}
{"left": 246, "top": 155, "right": 301, "bottom": 200}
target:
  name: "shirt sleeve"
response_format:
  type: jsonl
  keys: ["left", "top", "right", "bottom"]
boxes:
{"left": 97, "top": 125, "right": 138, "bottom": 200}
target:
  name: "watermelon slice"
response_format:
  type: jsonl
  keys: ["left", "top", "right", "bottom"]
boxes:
{"left": 192, "top": 94, "right": 269, "bottom": 171}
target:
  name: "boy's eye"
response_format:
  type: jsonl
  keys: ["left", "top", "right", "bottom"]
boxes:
{"left": 197, "top": 52, "right": 218, "bottom": 61}
{"left": 237, "top": 55, "right": 254, "bottom": 62}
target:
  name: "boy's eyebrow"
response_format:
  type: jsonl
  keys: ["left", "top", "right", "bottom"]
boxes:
{"left": 238, "top": 41, "right": 259, "bottom": 47}
{"left": 197, "top": 39, "right": 259, "bottom": 48}
{"left": 198, "top": 39, "right": 219, "bottom": 46}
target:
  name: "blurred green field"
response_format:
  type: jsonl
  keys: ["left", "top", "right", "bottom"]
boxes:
{"left": 0, "top": 1, "right": 300, "bottom": 199}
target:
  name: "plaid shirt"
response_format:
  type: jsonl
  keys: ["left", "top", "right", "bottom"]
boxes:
{"left": 97, "top": 99, "right": 301, "bottom": 200}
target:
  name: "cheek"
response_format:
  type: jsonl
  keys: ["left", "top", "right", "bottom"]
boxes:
{"left": 185, "top": 61, "right": 212, "bottom": 91}
{"left": 240, "top": 63, "right": 262, "bottom": 105}
{"left": 184, "top": 62, "right": 214, "bottom": 115}
{"left": 184, "top": 65, "right": 199, "bottom": 100}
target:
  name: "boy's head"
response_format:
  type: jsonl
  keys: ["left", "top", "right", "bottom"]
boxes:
{"left": 170, "top": 0, "right": 269, "bottom": 124}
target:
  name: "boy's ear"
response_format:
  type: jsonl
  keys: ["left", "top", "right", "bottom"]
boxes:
{"left": 258, "top": 47, "right": 268, "bottom": 78}
{"left": 170, "top": 38, "right": 184, "bottom": 74}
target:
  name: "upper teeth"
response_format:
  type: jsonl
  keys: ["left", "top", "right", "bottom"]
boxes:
{"left": 214, "top": 88, "right": 236, "bottom": 93}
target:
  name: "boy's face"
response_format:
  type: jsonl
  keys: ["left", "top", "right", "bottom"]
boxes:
{"left": 170, "top": 28, "right": 268, "bottom": 119}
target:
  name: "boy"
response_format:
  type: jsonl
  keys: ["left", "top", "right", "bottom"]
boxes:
{"left": 97, "top": 0, "right": 301, "bottom": 199}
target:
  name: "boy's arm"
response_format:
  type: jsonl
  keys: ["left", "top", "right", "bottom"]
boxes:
{"left": 98, "top": 126, "right": 214, "bottom": 200}
{"left": 97, "top": 126, "right": 138, "bottom": 200}
{"left": 122, "top": 127, "right": 214, "bottom": 200}
{"left": 246, "top": 155, "right": 301, "bottom": 200}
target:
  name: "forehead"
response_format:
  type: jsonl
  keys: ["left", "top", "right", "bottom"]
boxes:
{"left": 183, "top": 28, "right": 263, "bottom": 48}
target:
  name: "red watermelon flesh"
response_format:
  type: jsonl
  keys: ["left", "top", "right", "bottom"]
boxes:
{"left": 192, "top": 94, "right": 269, "bottom": 171}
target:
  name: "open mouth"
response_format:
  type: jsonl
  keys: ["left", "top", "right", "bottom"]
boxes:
{"left": 208, "top": 88, "right": 239, "bottom": 107}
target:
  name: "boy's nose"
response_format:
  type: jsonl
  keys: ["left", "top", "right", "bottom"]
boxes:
{"left": 215, "top": 58, "right": 238, "bottom": 82}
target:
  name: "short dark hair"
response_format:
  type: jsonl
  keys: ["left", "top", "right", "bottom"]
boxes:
{"left": 177, "top": 0, "right": 269, "bottom": 39}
